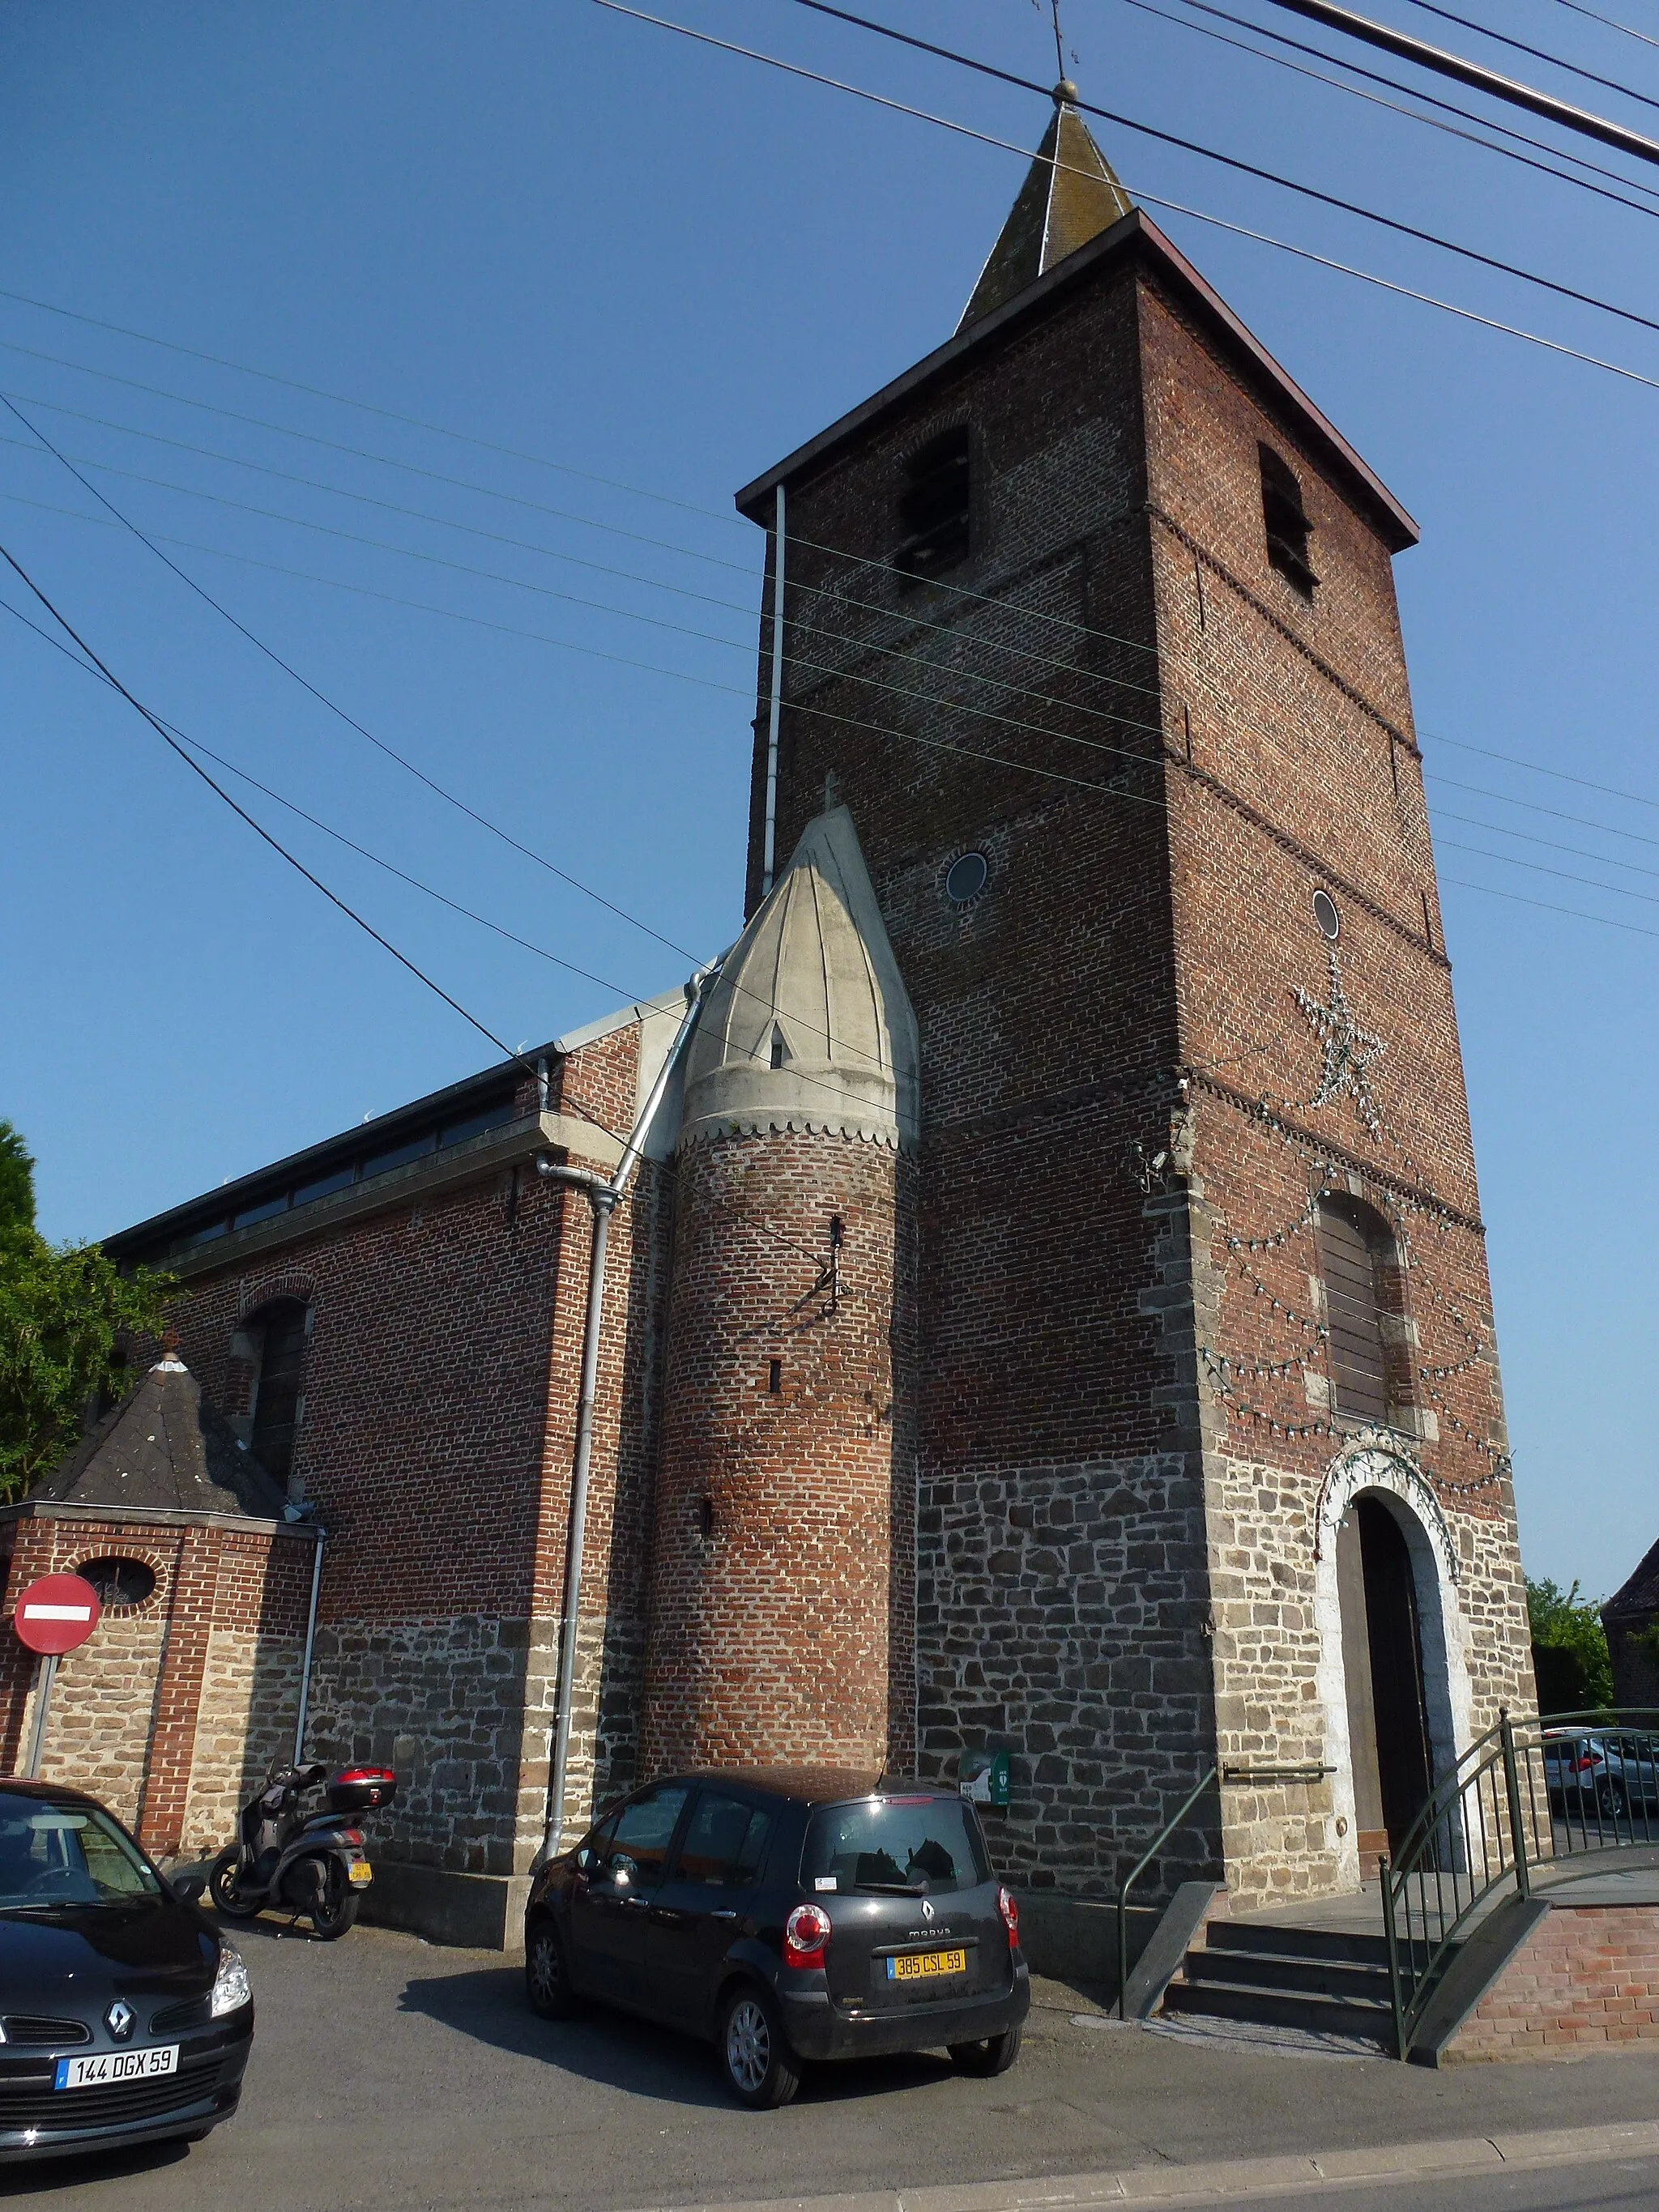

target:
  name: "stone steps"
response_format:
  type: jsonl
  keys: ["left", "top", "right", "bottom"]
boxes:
{"left": 1160, "top": 1917, "right": 1397, "bottom": 2045}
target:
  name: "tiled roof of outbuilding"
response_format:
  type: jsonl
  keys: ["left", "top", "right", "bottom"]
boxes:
{"left": 29, "top": 1355, "right": 290, "bottom": 1521}
{"left": 1605, "top": 1535, "right": 1659, "bottom": 1623}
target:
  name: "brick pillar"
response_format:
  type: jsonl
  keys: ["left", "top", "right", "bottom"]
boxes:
{"left": 137, "top": 1528, "right": 220, "bottom": 1855}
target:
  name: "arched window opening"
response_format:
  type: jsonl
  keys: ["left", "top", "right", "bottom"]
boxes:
{"left": 78, "top": 1557, "right": 157, "bottom": 1610}
{"left": 1316, "top": 1196, "right": 1396, "bottom": 1426}
{"left": 895, "top": 426, "right": 971, "bottom": 582}
{"left": 246, "top": 1298, "right": 309, "bottom": 1482}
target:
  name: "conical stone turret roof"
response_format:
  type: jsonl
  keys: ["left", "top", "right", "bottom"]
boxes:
{"left": 680, "top": 807, "right": 919, "bottom": 1150}
{"left": 29, "top": 1353, "right": 290, "bottom": 1520}
{"left": 958, "top": 89, "right": 1134, "bottom": 334}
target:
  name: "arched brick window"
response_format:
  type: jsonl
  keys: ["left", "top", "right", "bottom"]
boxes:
{"left": 1316, "top": 1197, "right": 1396, "bottom": 1426}
{"left": 245, "top": 1298, "right": 310, "bottom": 1481}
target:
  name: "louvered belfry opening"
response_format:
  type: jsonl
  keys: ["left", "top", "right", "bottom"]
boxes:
{"left": 1317, "top": 1198, "right": 1392, "bottom": 1425}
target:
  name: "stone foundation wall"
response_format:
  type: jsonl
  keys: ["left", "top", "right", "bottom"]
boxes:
{"left": 1447, "top": 1905, "right": 1659, "bottom": 2061}
{"left": 304, "top": 1609, "right": 645, "bottom": 1876}
{"left": 29, "top": 1613, "right": 170, "bottom": 1831}
{"left": 181, "top": 1628, "right": 306, "bottom": 1853}
{"left": 916, "top": 1451, "right": 1219, "bottom": 1899}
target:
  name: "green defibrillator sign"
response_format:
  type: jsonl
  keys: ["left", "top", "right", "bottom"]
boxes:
{"left": 959, "top": 1749, "right": 1011, "bottom": 1809}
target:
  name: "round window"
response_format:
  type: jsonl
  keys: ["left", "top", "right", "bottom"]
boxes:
{"left": 945, "top": 851, "right": 990, "bottom": 905}
{"left": 77, "top": 1557, "right": 156, "bottom": 1609}
{"left": 1312, "top": 889, "right": 1341, "bottom": 942}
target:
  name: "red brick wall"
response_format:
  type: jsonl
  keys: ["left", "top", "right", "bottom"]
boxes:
{"left": 643, "top": 1127, "right": 911, "bottom": 1772}
{"left": 1448, "top": 1906, "right": 1659, "bottom": 2060}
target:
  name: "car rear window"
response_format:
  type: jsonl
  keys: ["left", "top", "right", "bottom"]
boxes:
{"left": 802, "top": 1794, "right": 992, "bottom": 1897}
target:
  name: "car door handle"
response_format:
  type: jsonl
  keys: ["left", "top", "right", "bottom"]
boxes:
{"left": 621, "top": 1894, "right": 651, "bottom": 1909}
{"left": 710, "top": 1909, "right": 739, "bottom": 1921}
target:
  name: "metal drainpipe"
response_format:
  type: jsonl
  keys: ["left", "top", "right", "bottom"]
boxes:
{"left": 292, "top": 1522, "right": 326, "bottom": 1764}
{"left": 761, "top": 482, "right": 785, "bottom": 897}
{"left": 536, "top": 965, "right": 717, "bottom": 1855}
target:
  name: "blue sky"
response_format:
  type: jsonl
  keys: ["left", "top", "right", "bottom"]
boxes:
{"left": 2, "top": 2, "right": 1655, "bottom": 1600}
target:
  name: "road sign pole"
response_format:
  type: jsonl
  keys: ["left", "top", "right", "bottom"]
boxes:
{"left": 23, "top": 1651, "right": 58, "bottom": 1779}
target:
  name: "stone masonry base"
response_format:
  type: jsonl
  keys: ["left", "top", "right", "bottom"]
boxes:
{"left": 1444, "top": 1904, "right": 1659, "bottom": 2061}
{"left": 360, "top": 1862, "right": 534, "bottom": 1950}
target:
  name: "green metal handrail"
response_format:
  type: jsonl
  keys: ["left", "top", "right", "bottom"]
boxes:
{"left": 1381, "top": 1705, "right": 1659, "bottom": 2059}
{"left": 1116, "top": 1765, "right": 1218, "bottom": 2018}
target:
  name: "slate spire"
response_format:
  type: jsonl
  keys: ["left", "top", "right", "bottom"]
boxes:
{"left": 957, "top": 83, "right": 1134, "bottom": 335}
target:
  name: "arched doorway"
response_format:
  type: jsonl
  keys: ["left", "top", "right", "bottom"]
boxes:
{"left": 1337, "top": 1495, "right": 1434, "bottom": 1859}
{"left": 1314, "top": 1445, "right": 1472, "bottom": 1888}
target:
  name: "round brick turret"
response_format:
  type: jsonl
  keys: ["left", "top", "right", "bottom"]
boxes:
{"left": 642, "top": 807, "right": 918, "bottom": 1774}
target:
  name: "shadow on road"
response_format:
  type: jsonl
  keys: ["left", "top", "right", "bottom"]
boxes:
{"left": 396, "top": 1966, "right": 960, "bottom": 2109}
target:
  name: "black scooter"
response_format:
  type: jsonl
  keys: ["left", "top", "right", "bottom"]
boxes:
{"left": 208, "top": 1758, "right": 397, "bottom": 1939}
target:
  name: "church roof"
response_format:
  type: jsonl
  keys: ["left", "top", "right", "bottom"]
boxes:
{"left": 680, "top": 806, "right": 919, "bottom": 1151}
{"left": 28, "top": 1354, "right": 291, "bottom": 1523}
{"left": 957, "top": 92, "right": 1134, "bottom": 334}
{"left": 1605, "top": 1534, "right": 1659, "bottom": 1624}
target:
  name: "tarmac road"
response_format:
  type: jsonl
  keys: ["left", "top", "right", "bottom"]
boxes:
{"left": 4, "top": 1917, "right": 1657, "bottom": 2212}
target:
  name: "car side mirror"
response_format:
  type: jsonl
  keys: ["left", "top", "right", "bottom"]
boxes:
{"left": 574, "top": 1847, "right": 594, "bottom": 1873}
{"left": 169, "top": 1870, "right": 207, "bottom": 1903}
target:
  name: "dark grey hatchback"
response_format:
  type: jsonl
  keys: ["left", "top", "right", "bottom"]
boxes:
{"left": 523, "top": 1769, "right": 1029, "bottom": 2107}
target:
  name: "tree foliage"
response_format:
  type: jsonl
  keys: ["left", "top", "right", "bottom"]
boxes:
{"left": 0, "top": 1123, "right": 177, "bottom": 1505}
{"left": 1526, "top": 1575, "right": 1614, "bottom": 1715}
{"left": 0, "top": 1123, "right": 35, "bottom": 1234}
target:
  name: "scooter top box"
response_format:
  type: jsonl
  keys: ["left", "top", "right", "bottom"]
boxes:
{"left": 326, "top": 1766, "right": 399, "bottom": 1813}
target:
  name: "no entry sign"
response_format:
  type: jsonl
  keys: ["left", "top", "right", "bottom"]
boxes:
{"left": 14, "top": 1575, "right": 101, "bottom": 1656}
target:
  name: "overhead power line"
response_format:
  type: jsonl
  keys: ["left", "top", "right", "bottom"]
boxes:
{"left": 0, "top": 412, "right": 1170, "bottom": 784}
{"left": 1550, "top": 0, "right": 1659, "bottom": 53}
{"left": 0, "top": 534, "right": 548, "bottom": 1083}
{"left": 1398, "top": 0, "right": 1659, "bottom": 110}
{"left": 1163, "top": 0, "right": 1659, "bottom": 203}
{"left": 600, "top": 1, "right": 1659, "bottom": 396}
{"left": 0, "top": 416, "right": 1169, "bottom": 737}
{"left": 770, "top": 0, "right": 1659, "bottom": 324}
{"left": 1256, "top": 0, "right": 1659, "bottom": 159}
{"left": 1115, "top": 0, "right": 1659, "bottom": 219}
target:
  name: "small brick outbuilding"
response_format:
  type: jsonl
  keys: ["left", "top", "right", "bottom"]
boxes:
{"left": 0, "top": 1352, "right": 318, "bottom": 1859}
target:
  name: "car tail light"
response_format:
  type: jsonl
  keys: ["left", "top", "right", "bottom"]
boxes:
{"left": 998, "top": 1886, "right": 1019, "bottom": 1944}
{"left": 1575, "top": 1754, "right": 1600, "bottom": 1772}
{"left": 784, "top": 1903, "right": 831, "bottom": 1969}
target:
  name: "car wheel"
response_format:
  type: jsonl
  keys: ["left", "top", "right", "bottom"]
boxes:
{"left": 207, "top": 1848, "right": 262, "bottom": 1921}
{"left": 719, "top": 1985, "right": 801, "bottom": 2110}
{"left": 525, "top": 1919, "right": 579, "bottom": 2020}
{"left": 1597, "top": 1779, "right": 1628, "bottom": 1820}
{"left": 949, "top": 2026, "right": 1023, "bottom": 2077}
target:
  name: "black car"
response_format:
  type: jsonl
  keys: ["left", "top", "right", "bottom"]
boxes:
{"left": 523, "top": 1768, "right": 1029, "bottom": 2108}
{"left": 0, "top": 1779, "right": 254, "bottom": 2161}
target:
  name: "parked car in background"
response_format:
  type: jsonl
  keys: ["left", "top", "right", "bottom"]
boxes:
{"left": 1542, "top": 1729, "right": 1659, "bottom": 1818}
{"left": 523, "top": 1770, "right": 1029, "bottom": 2108}
{"left": 0, "top": 1779, "right": 253, "bottom": 2162}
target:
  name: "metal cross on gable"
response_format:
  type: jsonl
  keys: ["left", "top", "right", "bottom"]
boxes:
{"left": 1293, "top": 945, "right": 1386, "bottom": 1135}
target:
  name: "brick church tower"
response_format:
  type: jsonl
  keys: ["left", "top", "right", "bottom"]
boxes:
{"left": 722, "top": 88, "right": 1534, "bottom": 1905}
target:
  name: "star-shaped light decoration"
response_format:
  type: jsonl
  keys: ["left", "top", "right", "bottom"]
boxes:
{"left": 1293, "top": 948, "right": 1386, "bottom": 1135}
